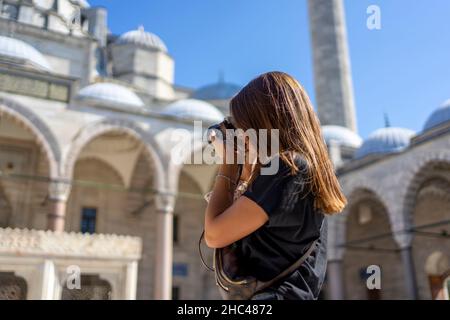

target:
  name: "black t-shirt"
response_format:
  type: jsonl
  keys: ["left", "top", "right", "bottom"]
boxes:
{"left": 238, "top": 155, "right": 327, "bottom": 300}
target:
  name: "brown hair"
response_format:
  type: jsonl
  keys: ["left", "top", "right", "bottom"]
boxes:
{"left": 230, "top": 71, "right": 346, "bottom": 214}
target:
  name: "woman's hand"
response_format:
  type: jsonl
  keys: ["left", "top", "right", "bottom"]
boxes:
{"left": 209, "top": 122, "right": 242, "bottom": 180}
{"left": 204, "top": 123, "right": 268, "bottom": 249}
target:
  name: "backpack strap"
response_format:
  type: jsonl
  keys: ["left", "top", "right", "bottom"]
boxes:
{"left": 199, "top": 230, "right": 215, "bottom": 272}
{"left": 256, "top": 239, "right": 318, "bottom": 293}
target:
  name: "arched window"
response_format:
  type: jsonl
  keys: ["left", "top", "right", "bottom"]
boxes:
{"left": 1, "top": 3, "right": 19, "bottom": 21}
{"left": 0, "top": 272, "right": 27, "bottom": 300}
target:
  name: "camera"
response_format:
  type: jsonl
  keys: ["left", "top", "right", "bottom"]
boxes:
{"left": 207, "top": 117, "right": 236, "bottom": 144}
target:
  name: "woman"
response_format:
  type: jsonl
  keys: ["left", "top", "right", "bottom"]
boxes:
{"left": 204, "top": 71, "right": 346, "bottom": 300}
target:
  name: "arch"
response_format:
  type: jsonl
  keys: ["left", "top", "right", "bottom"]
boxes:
{"left": 402, "top": 150, "right": 450, "bottom": 225}
{"left": 0, "top": 272, "right": 28, "bottom": 300}
{"left": 62, "top": 118, "right": 166, "bottom": 194}
{"left": 341, "top": 178, "right": 388, "bottom": 210}
{"left": 332, "top": 184, "right": 389, "bottom": 239}
{"left": 345, "top": 187, "right": 389, "bottom": 216}
{"left": 328, "top": 184, "right": 391, "bottom": 261}
{"left": 178, "top": 168, "right": 204, "bottom": 198}
{"left": 341, "top": 187, "right": 401, "bottom": 300}
{"left": 0, "top": 97, "right": 60, "bottom": 178}
{"left": 166, "top": 134, "right": 205, "bottom": 193}
{"left": 72, "top": 157, "right": 126, "bottom": 187}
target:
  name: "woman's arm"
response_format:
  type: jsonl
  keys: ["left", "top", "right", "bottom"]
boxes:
{"left": 204, "top": 164, "right": 269, "bottom": 249}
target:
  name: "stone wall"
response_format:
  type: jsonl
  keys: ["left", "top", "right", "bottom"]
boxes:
{"left": 335, "top": 132, "right": 450, "bottom": 299}
{"left": 65, "top": 154, "right": 157, "bottom": 300}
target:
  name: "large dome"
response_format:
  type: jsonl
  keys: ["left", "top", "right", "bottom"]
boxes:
{"left": 355, "top": 127, "right": 415, "bottom": 159}
{"left": 77, "top": 82, "right": 144, "bottom": 108}
{"left": 423, "top": 100, "right": 450, "bottom": 131}
{"left": 322, "top": 125, "right": 362, "bottom": 149}
{"left": 0, "top": 36, "right": 52, "bottom": 71}
{"left": 162, "top": 99, "right": 224, "bottom": 122}
{"left": 192, "top": 81, "right": 241, "bottom": 100}
{"left": 116, "top": 26, "right": 168, "bottom": 53}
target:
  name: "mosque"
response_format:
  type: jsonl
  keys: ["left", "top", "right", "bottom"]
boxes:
{"left": 0, "top": 0, "right": 448, "bottom": 300}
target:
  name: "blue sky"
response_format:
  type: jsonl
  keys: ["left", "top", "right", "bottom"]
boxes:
{"left": 89, "top": 0, "right": 450, "bottom": 138}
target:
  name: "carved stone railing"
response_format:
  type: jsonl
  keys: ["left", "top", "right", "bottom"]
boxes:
{"left": 0, "top": 228, "right": 142, "bottom": 260}
{"left": 0, "top": 228, "right": 142, "bottom": 300}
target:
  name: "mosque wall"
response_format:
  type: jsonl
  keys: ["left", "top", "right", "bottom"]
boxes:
{"left": 336, "top": 131, "right": 450, "bottom": 299}
{"left": 0, "top": 18, "right": 96, "bottom": 85}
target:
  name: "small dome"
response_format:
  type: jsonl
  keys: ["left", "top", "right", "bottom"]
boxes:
{"left": 424, "top": 100, "right": 450, "bottom": 131}
{"left": 162, "top": 99, "right": 224, "bottom": 122}
{"left": 116, "top": 26, "right": 167, "bottom": 53}
{"left": 77, "top": 82, "right": 144, "bottom": 108}
{"left": 192, "top": 81, "right": 241, "bottom": 100}
{"left": 356, "top": 127, "right": 415, "bottom": 159}
{"left": 322, "top": 125, "right": 362, "bottom": 149}
{"left": 0, "top": 36, "right": 51, "bottom": 71}
{"left": 70, "top": 0, "right": 90, "bottom": 8}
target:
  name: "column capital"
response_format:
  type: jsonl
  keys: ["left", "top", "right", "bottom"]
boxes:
{"left": 48, "top": 179, "right": 71, "bottom": 202}
{"left": 393, "top": 228, "right": 414, "bottom": 249}
{"left": 390, "top": 212, "right": 414, "bottom": 249}
{"left": 154, "top": 192, "right": 176, "bottom": 214}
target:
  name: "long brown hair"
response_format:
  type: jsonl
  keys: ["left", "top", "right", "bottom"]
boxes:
{"left": 230, "top": 71, "right": 346, "bottom": 214}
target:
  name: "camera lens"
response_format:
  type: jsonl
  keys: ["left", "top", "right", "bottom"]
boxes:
{"left": 207, "top": 123, "right": 222, "bottom": 144}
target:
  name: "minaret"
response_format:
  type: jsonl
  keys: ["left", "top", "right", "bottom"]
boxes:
{"left": 308, "top": 0, "right": 358, "bottom": 132}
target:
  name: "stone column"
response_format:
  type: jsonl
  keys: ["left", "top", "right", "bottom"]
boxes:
{"left": 327, "top": 260, "right": 345, "bottom": 299}
{"left": 125, "top": 261, "right": 139, "bottom": 300}
{"left": 46, "top": 180, "right": 71, "bottom": 232}
{"left": 393, "top": 223, "right": 419, "bottom": 300}
{"left": 308, "top": 0, "right": 358, "bottom": 132}
{"left": 400, "top": 246, "right": 419, "bottom": 300}
{"left": 153, "top": 193, "right": 175, "bottom": 300}
{"left": 328, "top": 139, "right": 343, "bottom": 169}
{"left": 40, "top": 260, "right": 57, "bottom": 300}
{"left": 327, "top": 214, "right": 346, "bottom": 299}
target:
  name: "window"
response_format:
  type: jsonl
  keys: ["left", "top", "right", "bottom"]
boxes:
{"left": 81, "top": 207, "right": 97, "bottom": 234}
{"left": 172, "top": 286, "right": 180, "bottom": 300}
{"left": 1, "top": 3, "right": 19, "bottom": 20}
{"left": 173, "top": 215, "right": 179, "bottom": 244}
{"left": 35, "top": 13, "right": 49, "bottom": 29}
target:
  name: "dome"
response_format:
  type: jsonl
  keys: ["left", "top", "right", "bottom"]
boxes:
{"left": 34, "top": 0, "right": 89, "bottom": 8}
{"left": 355, "top": 127, "right": 415, "bottom": 159}
{"left": 116, "top": 26, "right": 168, "bottom": 53}
{"left": 423, "top": 100, "right": 450, "bottom": 131}
{"left": 162, "top": 99, "right": 224, "bottom": 122}
{"left": 77, "top": 82, "right": 144, "bottom": 108}
{"left": 75, "top": 0, "right": 90, "bottom": 8}
{"left": 0, "top": 36, "right": 52, "bottom": 71}
{"left": 322, "top": 125, "right": 362, "bottom": 149}
{"left": 192, "top": 81, "right": 241, "bottom": 100}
